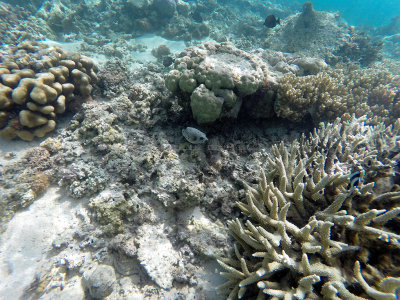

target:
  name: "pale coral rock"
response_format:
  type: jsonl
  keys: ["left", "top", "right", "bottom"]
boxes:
{"left": 183, "top": 207, "right": 229, "bottom": 258}
{"left": 136, "top": 224, "right": 181, "bottom": 289}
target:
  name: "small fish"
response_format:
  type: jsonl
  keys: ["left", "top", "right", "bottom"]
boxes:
{"left": 162, "top": 56, "right": 174, "bottom": 67}
{"left": 347, "top": 171, "right": 361, "bottom": 189}
{"left": 264, "top": 14, "right": 280, "bottom": 28}
{"left": 182, "top": 127, "right": 208, "bottom": 144}
{"left": 191, "top": 10, "right": 203, "bottom": 23}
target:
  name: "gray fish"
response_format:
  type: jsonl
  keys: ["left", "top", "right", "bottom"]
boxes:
{"left": 264, "top": 14, "right": 280, "bottom": 28}
{"left": 182, "top": 127, "right": 208, "bottom": 144}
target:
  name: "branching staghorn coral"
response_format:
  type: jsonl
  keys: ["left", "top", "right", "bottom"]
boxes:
{"left": 218, "top": 115, "right": 400, "bottom": 299}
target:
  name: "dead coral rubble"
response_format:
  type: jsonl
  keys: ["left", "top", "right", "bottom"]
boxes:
{"left": 218, "top": 115, "right": 400, "bottom": 299}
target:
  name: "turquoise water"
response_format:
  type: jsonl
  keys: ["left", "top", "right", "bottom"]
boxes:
{"left": 310, "top": 0, "right": 400, "bottom": 27}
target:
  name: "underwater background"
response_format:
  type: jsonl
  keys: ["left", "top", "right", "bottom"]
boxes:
{"left": 312, "top": 0, "right": 400, "bottom": 26}
{"left": 0, "top": 0, "right": 399, "bottom": 299}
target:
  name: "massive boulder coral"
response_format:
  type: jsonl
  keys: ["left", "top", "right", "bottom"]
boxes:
{"left": 0, "top": 41, "right": 97, "bottom": 141}
{"left": 275, "top": 68, "right": 400, "bottom": 125}
{"left": 218, "top": 115, "right": 400, "bottom": 299}
{"left": 165, "top": 41, "right": 268, "bottom": 124}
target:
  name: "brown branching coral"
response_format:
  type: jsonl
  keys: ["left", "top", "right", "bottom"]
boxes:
{"left": 275, "top": 68, "right": 400, "bottom": 125}
{"left": 218, "top": 115, "right": 400, "bottom": 299}
{"left": 28, "top": 172, "right": 50, "bottom": 197}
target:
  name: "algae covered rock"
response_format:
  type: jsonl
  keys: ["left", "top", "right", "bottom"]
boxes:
{"left": 89, "top": 187, "right": 153, "bottom": 235}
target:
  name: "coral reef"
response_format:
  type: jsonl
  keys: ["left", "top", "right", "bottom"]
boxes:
{"left": 165, "top": 43, "right": 398, "bottom": 126}
{"left": 0, "top": 41, "right": 98, "bottom": 140}
{"left": 218, "top": 115, "right": 400, "bottom": 299}
{"left": 35, "top": 0, "right": 179, "bottom": 38}
{"left": 165, "top": 41, "right": 268, "bottom": 124}
{"left": 0, "top": 2, "right": 51, "bottom": 45}
{"left": 275, "top": 67, "right": 400, "bottom": 125}
{"left": 1, "top": 1, "right": 399, "bottom": 300}
{"left": 1, "top": 0, "right": 381, "bottom": 69}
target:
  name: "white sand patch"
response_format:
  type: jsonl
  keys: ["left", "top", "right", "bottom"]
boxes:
{"left": 129, "top": 34, "right": 187, "bottom": 63}
{"left": 43, "top": 39, "right": 82, "bottom": 52}
{"left": 43, "top": 35, "right": 188, "bottom": 69}
{"left": 0, "top": 115, "right": 71, "bottom": 166}
{"left": 0, "top": 139, "right": 40, "bottom": 166}
{"left": 0, "top": 187, "right": 83, "bottom": 299}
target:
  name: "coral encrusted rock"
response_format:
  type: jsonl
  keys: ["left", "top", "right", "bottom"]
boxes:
{"left": 218, "top": 115, "right": 400, "bottom": 299}
{"left": 0, "top": 41, "right": 98, "bottom": 141}
{"left": 165, "top": 41, "right": 268, "bottom": 124}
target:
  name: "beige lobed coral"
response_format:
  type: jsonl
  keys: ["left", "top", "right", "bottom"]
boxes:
{"left": 218, "top": 115, "right": 400, "bottom": 299}
{"left": 275, "top": 68, "right": 400, "bottom": 125}
{"left": 165, "top": 41, "right": 268, "bottom": 124}
{"left": 0, "top": 41, "right": 98, "bottom": 141}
